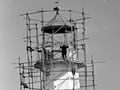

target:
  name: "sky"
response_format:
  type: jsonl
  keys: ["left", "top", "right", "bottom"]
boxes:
{"left": 0, "top": 0, "right": 120, "bottom": 90}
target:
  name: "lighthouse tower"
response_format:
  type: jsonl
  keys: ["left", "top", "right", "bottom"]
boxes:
{"left": 18, "top": 1, "right": 96, "bottom": 90}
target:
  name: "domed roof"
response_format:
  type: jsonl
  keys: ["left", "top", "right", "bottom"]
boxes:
{"left": 41, "top": 11, "right": 74, "bottom": 34}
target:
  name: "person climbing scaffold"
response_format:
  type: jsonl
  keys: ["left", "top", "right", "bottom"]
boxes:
{"left": 60, "top": 43, "right": 69, "bottom": 61}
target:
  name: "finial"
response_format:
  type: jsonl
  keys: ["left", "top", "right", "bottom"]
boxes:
{"left": 55, "top": 0, "right": 59, "bottom": 7}
{"left": 54, "top": 0, "right": 60, "bottom": 13}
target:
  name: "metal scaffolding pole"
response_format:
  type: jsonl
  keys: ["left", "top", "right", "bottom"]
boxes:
{"left": 41, "top": 8, "right": 45, "bottom": 90}
{"left": 81, "top": 8, "right": 87, "bottom": 90}
{"left": 26, "top": 13, "right": 31, "bottom": 90}
{"left": 18, "top": 57, "right": 22, "bottom": 90}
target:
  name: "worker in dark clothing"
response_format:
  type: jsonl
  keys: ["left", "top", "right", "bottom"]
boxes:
{"left": 60, "top": 44, "right": 69, "bottom": 61}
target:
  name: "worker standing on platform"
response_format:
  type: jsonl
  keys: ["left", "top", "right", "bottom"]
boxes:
{"left": 60, "top": 43, "right": 69, "bottom": 61}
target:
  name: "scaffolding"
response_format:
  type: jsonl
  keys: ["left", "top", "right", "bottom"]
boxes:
{"left": 16, "top": 1, "right": 96, "bottom": 90}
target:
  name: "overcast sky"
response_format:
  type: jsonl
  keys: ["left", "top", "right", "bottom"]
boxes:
{"left": 0, "top": 0, "right": 120, "bottom": 90}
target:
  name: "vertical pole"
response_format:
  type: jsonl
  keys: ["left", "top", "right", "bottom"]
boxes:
{"left": 26, "top": 13, "right": 31, "bottom": 90}
{"left": 91, "top": 59, "right": 95, "bottom": 90}
{"left": 22, "top": 63, "right": 25, "bottom": 90}
{"left": 82, "top": 8, "right": 87, "bottom": 90}
{"left": 69, "top": 10, "right": 73, "bottom": 45}
{"left": 71, "top": 67, "right": 76, "bottom": 90}
{"left": 73, "top": 74, "right": 75, "bottom": 90}
{"left": 27, "top": 14, "right": 34, "bottom": 90}
{"left": 52, "top": 25, "right": 54, "bottom": 60}
{"left": 41, "top": 8, "right": 45, "bottom": 90}
{"left": 73, "top": 21, "right": 76, "bottom": 51}
{"left": 64, "top": 11, "right": 67, "bottom": 45}
{"left": 74, "top": 23, "right": 78, "bottom": 57}
{"left": 35, "top": 24, "right": 42, "bottom": 90}
{"left": 69, "top": 10, "right": 76, "bottom": 53}
{"left": 35, "top": 24, "right": 40, "bottom": 60}
{"left": 73, "top": 28, "right": 75, "bottom": 50}
{"left": 19, "top": 57, "right": 22, "bottom": 90}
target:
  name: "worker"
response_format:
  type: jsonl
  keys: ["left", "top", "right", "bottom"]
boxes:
{"left": 60, "top": 43, "right": 69, "bottom": 61}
